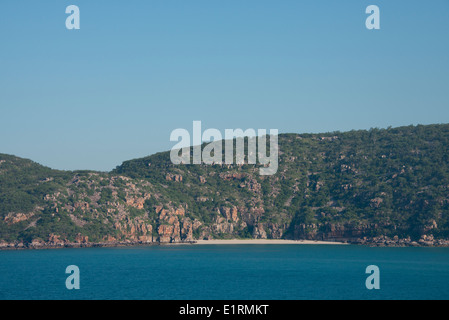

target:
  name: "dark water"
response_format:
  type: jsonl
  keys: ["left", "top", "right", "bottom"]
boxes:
{"left": 1, "top": 244, "right": 448, "bottom": 300}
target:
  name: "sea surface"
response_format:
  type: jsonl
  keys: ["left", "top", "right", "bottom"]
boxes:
{"left": 1, "top": 244, "right": 448, "bottom": 300}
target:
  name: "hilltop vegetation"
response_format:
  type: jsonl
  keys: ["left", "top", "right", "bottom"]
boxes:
{"left": 1, "top": 124, "right": 449, "bottom": 247}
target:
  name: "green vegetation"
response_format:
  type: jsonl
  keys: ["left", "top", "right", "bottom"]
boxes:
{"left": 1, "top": 123, "right": 449, "bottom": 245}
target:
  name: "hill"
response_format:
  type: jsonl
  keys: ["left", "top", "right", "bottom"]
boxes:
{"left": 1, "top": 124, "right": 449, "bottom": 248}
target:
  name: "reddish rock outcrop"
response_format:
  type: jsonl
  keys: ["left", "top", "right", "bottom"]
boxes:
{"left": 158, "top": 225, "right": 174, "bottom": 243}
{"left": 166, "top": 174, "right": 183, "bottom": 182}
{"left": 48, "top": 233, "right": 65, "bottom": 246}
{"left": 219, "top": 207, "right": 239, "bottom": 222}
{"left": 4, "top": 212, "right": 35, "bottom": 225}
{"left": 75, "top": 233, "right": 89, "bottom": 244}
{"left": 126, "top": 193, "right": 151, "bottom": 209}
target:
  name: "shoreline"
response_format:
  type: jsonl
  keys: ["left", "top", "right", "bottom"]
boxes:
{"left": 0, "top": 239, "right": 347, "bottom": 250}
{"left": 2, "top": 237, "right": 449, "bottom": 250}
{"left": 191, "top": 239, "right": 347, "bottom": 245}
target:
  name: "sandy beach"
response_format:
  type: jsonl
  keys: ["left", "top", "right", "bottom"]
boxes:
{"left": 193, "top": 239, "right": 348, "bottom": 245}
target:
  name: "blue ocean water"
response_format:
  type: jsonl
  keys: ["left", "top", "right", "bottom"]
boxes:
{"left": 1, "top": 244, "right": 448, "bottom": 300}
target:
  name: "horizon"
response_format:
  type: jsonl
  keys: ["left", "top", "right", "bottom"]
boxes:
{"left": 1, "top": 0, "right": 448, "bottom": 171}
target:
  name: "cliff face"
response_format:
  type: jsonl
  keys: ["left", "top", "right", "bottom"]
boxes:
{"left": 2, "top": 124, "right": 449, "bottom": 248}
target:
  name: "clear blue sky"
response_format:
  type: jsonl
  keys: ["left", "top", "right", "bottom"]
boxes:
{"left": 1, "top": 0, "right": 448, "bottom": 171}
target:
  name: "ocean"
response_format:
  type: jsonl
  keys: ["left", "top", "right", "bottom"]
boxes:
{"left": 1, "top": 244, "right": 448, "bottom": 300}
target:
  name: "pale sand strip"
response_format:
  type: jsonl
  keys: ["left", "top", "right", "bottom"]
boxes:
{"left": 193, "top": 239, "right": 347, "bottom": 245}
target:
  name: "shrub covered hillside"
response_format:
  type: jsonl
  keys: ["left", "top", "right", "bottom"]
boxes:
{"left": 1, "top": 124, "right": 449, "bottom": 248}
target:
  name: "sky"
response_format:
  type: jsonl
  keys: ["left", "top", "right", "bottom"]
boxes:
{"left": 1, "top": 0, "right": 448, "bottom": 171}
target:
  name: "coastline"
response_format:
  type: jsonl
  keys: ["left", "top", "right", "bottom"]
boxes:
{"left": 2, "top": 236, "right": 449, "bottom": 250}
{"left": 0, "top": 239, "right": 347, "bottom": 250}
{"left": 4, "top": 237, "right": 447, "bottom": 250}
{"left": 191, "top": 239, "right": 347, "bottom": 245}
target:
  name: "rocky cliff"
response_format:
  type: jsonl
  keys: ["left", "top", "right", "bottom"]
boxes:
{"left": 1, "top": 124, "right": 449, "bottom": 248}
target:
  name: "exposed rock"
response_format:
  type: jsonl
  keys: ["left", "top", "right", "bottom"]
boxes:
{"left": 212, "top": 216, "right": 234, "bottom": 234}
{"left": 114, "top": 217, "right": 153, "bottom": 242}
{"left": 175, "top": 207, "right": 185, "bottom": 216}
{"left": 219, "top": 207, "right": 239, "bottom": 222}
{"left": 4, "top": 212, "right": 35, "bottom": 225}
{"left": 158, "top": 225, "right": 174, "bottom": 243}
{"left": 253, "top": 223, "right": 267, "bottom": 239}
{"left": 219, "top": 172, "right": 246, "bottom": 180}
{"left": 75, "top": 233, "right": 89, "bottom": 244}
{"left": 370, "top": 198, "right": 383, "bottom": 208}
{"left": 155, "top": 205, "right": 163, "bottom": 214}
{"left": 48, "top": 233, "right": 65, "bottom": 246}
{"left": 138, "top": 235, "right": 153, "bottom": 243}
{"left": 126, "top": 193, "right": 151, "bottom": 209}
{"left": 30, "top": 238, "right": 45, "bottom": 248}
{"left": 166, "top": 173, "right": 183, "bottom": 182}
{"left": 181, "top": 218, "right": 194, "bottom": 242}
